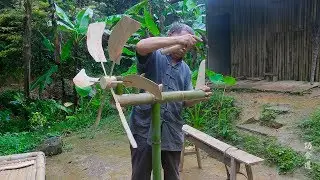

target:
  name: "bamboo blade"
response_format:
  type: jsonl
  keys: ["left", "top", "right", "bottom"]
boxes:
{"left": 108, "top": 16, "right": 141, "bottom": 64}
{"left": 87, "top": 22, "right": 107, "bottom": 62}
{"left": 116, "top": 90, "right": 207, "bottom": 106}
{"left": 195, "top": 60, "right": 206, "bottom": 90}
{"left": 110, "top": 88, "right": 137, "bottom": 148}
{"left": 73, "top": 69, "right": 99, "bottom": 88}
{"left": 123, "top": 75, "right": 162, "bottom": 100}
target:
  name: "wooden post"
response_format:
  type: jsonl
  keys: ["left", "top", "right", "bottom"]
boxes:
{"left": 245, "top": 165, "right": 253, "bottom": 180}
{"left": 195, "top": 146, "right": 202, "bottom": 169}
{"left": 151, "top": 103, "right": 161, "bottom": 180}
{"left": 230, "top": 158, "right": 236, "bottom": 180}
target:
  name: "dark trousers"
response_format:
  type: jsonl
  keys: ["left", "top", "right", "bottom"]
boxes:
{"left": 130, "top": 135, "right": 181, "bottom": 180}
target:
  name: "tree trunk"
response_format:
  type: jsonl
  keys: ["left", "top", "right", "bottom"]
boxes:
{"left": 23, "top": 0, "right": 32, "bottom": 98}
{"left": 310, "top": 22, "right": 320, "bottom": 85}
{"left": 73, "top": 43, "right": 79, "bottom": 109}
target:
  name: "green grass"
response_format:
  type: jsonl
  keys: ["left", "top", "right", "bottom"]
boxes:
{"left": 0, "top": 89, "right": 124, "bottom": 156}
{"left": 299, "top": 108, "right": 320, "bottom": 180}
{"left": 310, "top": 162, "right": 320, "bottom": 180}
{"left": 300, "top": 108, "right": 320, "bottom": 152}
{"left": 238, "top": 134, "right": 305, "bottom": 174}
{"left": 0, "top": 112, "right": 123, "bottom": 156}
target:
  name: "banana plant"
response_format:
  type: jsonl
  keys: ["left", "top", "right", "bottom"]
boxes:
{"left": 55, "top": 3, "right": 93, "bottom": 62}
{"left": 54, "top": 4, "right": 94, "bottom": 107}
{"left": 186, "top": 69, "right": 236, "bottom": 130}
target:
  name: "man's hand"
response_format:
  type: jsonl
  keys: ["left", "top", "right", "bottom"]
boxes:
{"left": 184, "top": 85, "right": 212, "bottom": 107}
{"left": 177, "top": 34, "right": 202, "bottom": 49}
{"left": 200, "top": 85, "right": 212, "bottom": 100}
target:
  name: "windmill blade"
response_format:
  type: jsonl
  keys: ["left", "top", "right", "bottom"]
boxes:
{"left": 195, "top": 60, "right": 206, "bottom": 90}
{"left": 87, "top": 22, "right": 107, "bottom": 62}
{"left": 110, "top": 88, "right": 137, "bottom": 148}
{"left": 73, "top": 69, "right": 99, "bottom": 88}
{"left": 108, "top": 16, "right": 141, "bottom": 64}
{"left": 123, "top": 75, "right": 162, "bottom": 100}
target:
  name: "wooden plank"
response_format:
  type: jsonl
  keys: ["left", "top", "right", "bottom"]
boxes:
{"left": 182, "top": 125, "right": 264, "bottom": 165}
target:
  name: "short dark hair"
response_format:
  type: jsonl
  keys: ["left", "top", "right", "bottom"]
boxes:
{"left": 168, "top": 22, "right": 195, "bottom": 36}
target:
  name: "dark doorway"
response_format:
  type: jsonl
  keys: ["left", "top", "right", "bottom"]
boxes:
{"left": 207, "top": 8, "right": 231, "bottom": 75}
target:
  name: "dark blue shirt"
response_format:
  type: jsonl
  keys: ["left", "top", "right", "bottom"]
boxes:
{"left": 129, "top": 49, "right": 193, "bottom": 151}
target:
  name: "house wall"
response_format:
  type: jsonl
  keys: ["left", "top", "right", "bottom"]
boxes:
{"left": 207, "top": 0, "right": 320, "bottom": 81}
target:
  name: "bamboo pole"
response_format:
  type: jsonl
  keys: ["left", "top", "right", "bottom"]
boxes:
{"left": 151, "top": 103, "right": 161, "bottom": 180}
{"left": 116, "top": 90, "right": 207, "bottom": 106}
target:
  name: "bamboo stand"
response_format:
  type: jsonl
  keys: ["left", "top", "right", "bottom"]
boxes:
{"left": 116, "top": 90, "right": 207, "bottom": 180}
{"left": 151, "top": 103, "right": 161, "bottom": 180}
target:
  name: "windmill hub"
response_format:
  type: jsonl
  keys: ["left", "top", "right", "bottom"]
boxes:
{"left": 100, "top": 76, "right": 118, "bottom": 89}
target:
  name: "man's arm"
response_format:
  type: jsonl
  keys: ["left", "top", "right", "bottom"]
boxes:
{"left": 136, "top": 34, "right": 200, "bottom": 56}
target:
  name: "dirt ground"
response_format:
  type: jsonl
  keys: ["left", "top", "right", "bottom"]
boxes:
{"left": 45, "top": 131, "right": 307, "bottom": 180}
{"left": 228, "top": 88, "right": 320, "bottom": 153}
{"left": 45, "top": 88, "right": 320, "bottom": 180}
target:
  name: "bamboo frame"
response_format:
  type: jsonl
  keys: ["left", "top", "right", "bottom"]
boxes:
{"left": 0, "top": 151, "right": 45, "bottom": 180}
{"left": 114, "top": 90, "right": 207, "bottom": 180}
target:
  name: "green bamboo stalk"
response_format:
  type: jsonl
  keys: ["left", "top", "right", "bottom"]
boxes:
{"left": 151, "top": 103, "right": 161, "bottom": 180}
{"left": 116, "top": 90, "right": 207, "bottom": 106}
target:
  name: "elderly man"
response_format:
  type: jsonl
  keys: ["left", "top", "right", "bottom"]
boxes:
{"left": 129, "top": 22, "right": 211, "bottom": 180}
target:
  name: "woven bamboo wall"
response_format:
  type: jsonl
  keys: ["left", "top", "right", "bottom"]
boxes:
{"left": 208, "top": 0, "right": 320, "bottom": 81}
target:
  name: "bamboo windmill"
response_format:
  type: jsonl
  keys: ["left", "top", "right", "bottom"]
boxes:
{"left": 73, "top": 15, "right": 209, "bottom": 180}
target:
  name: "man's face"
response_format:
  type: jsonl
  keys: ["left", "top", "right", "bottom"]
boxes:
{"left": 169, "top": 30, "right": 192, "bottom": 61}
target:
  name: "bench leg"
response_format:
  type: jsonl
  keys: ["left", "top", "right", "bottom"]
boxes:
{"left": 245, "top": 165, "right": 253, "bottom": 180}
{"left": 179, "top": 136, "right": 185, "bottom": 172}
{"left": 230, "top": 158, "right": 237, "bottom": 180}
{"left": 195, "top": 146, "right": 202, "bottom": 169}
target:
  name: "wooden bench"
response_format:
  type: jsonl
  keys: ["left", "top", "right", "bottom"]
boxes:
{"left": 180, "top": 125, "right": 264, "bottom": 180}
{"left": 264, "top": 73, "right": 278, "bottom": 82}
